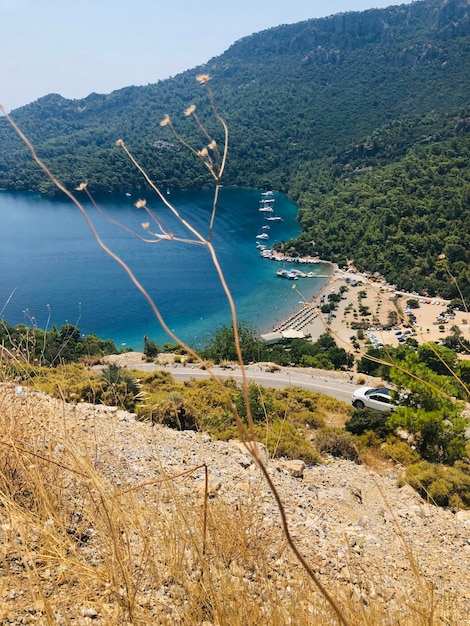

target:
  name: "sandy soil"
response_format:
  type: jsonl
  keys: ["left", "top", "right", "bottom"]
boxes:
{"left": 300, "top": 268, "right": 470, "bottom": 352}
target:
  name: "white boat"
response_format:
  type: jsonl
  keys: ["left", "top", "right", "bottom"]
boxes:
{"left": 256, "top": 232, "right": 269, "bottom": 240}
{"left": 259, "top": 196, "right": 275, "bottom": 211}
{"left": 266, "top": 215, "right": 282, "bottom": 221}
{"left": 259, "top": 205, "right": 274, "bottom": 213}
{"left": 277, "top": 267, "right": 298, "bottom": 279}
{"left": 261, "top": 190, "right": 274, "bottom": 197}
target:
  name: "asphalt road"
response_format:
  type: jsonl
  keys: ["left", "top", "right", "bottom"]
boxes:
{"left": 128, "top": 361, "right": 359, "bottom": 405}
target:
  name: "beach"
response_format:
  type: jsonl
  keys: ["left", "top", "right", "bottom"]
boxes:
{"left": 262, "top": 264, "right": 470, "bottom": 355}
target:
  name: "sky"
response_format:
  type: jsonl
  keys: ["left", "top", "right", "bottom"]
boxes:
{"left": 1, "top": 0, "right": 414, "bottom": 112}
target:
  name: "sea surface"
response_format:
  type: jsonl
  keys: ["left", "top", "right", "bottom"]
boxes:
{"left": 0, "top": 188, "right": 332, "bottom": 350}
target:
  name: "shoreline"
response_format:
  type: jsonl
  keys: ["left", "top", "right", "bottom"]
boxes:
{"left": 257, "top": 249, "right": 335, "bottom": 339}
{"left": 260, "top": 258, "right": 470, "bottom": 353}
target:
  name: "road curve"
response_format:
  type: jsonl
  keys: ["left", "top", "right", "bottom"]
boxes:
{"left": 123, "top": 361, "right": 360, "bottom": 405}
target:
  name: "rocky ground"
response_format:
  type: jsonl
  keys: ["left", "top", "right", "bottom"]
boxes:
{"left": 1, "top": 385, "right": 470, "bottom": 624}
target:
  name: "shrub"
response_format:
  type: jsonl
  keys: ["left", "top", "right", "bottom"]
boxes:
{"left": 99, "top": 364, "right": 142, "bottom": 410}
{"left": 289, "top": 409, "right": 326, "bottom": 430}
{"left": 314, "top": 427, "right": 359, "bottom": 462}
{"left": 143, "top": 339, "right": 160, "bottom": 359}
{"left": 345, "top": 408, "right": 392, "bottom": 439}
{"left": 399, "top": 460, "right": 470, "bottom": 508}
{"left": 256, "top": 420, "right": 322, "bottom": 464}
{"left": 382, "top": 437, "right": 420, "bottom": 465}
{"left": 357, "top": 430, "right": 384, "bottom": 448}
{"left": 143, "top": 391, "right": 198, "bottom": 429}
{"left": 31, "top": 363, "right": 103, "bottom": 403}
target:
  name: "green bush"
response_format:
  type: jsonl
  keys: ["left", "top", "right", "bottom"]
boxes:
{"left": 99, "top": 364, "right": 142, "bottom": 410}
{"left": 345, "top": 408, "right": 392, "bottom": 439}
{"left": 314, "top": 427, "right": 359, "bottom": 462}
{"left": 143, "top": 339, "right": 160, "bottom": 359}
{"left": 399, "top": 460, "right": 470, "bottom": 509}
{"left": 288, "top": 409, "right": 326, "bottom": 430}
{"left": 256, "top": 420, "right": 322, "bottom": 464}
{"left": 382, "top": 437, "right": 420, "bottom": 465}
{"left": 31, "top": 363, "right": 103, "bottom": 403}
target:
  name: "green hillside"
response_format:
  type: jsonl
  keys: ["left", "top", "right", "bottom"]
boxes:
{"left": 287, "top": 112, "right": 470, "bottom": 301}
{"left": 1, "top": 0, "right": 469, "bottom": 193}
{"left": 1, "top": 0, "right": 470, "bottom": 300}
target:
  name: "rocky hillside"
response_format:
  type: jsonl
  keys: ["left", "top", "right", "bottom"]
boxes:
{"left": 1, "top": 0, "right": 470, "bottom": 195}
{"left": 1, "top": 383, "right": 469, "bottom": 624}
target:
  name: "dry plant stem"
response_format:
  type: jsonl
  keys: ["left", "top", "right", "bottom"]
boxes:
{"left": 444, "top": 263, "right": 469, "bottom": 318}
{"left": 116, "top": 139, "right": 257, "bottom": 445}
{"left": 203, "top": 82, "right": 229, "bottom": 180}
{"left": 0, "top": 345, "right": 34, "bottom": 385}
{"left": 204, "top": 238, "right": 258, "bottom": 444}
{"left": 84, "top": 189, "right": 171, "bottom": 244}
{"left": 117, "top": 140, "right": 209, "bottom": 245}
{"left": 0, "top": 439, "right": 89, "bottom": 479}
{"left": 116, "top": 463, "right": 207, "bottom": 496}
{"left": 0, "top": 288, "right": 17, "bottom": 318}
{"left": 203, "top": 463, "right": 208, "bottom": 556}
{"left": 39, "top": 303, "right": 52, "bottom": 365}
{"left": 255, "top": 457, "right": 351, "bottom": 626}
{"left": 208, "top": 183, "right": 221, "bottom": 240}
{"left": 1, "top": 108, "right": 202, "bottom": 362}
{"left": 2, "top": 104, "right": 351, "bottom": 626}
{"left": 161, "top": 120, "right": 203, "bottom": 169}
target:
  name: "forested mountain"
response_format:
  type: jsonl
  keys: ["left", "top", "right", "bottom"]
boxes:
{"left": 286, "top": 114, "right": 470, "bottom": 300}
{"left": 1, "top": 0, "right": 470, "bottom": 299}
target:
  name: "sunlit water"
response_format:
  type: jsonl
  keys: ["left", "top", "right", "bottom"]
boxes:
{"left": 0, "top": 188, "right": 331, "bottom": 350}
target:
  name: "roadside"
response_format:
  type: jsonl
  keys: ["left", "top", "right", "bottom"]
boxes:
{"left": 101, "top": 352, "right": 383, "bottom": 409}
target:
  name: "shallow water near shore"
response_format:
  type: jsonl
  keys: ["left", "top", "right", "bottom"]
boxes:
{"left": 0, "top": 188, "right": 331, "bottom": 350}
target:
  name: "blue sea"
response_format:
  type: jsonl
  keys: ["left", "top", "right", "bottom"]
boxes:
{"left": 0, "top": 188, "right": 331, "bottom": 350}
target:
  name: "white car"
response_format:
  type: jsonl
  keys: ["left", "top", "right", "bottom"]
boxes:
{"left": 351, "top": 386, "right": 394, "bottom": 411}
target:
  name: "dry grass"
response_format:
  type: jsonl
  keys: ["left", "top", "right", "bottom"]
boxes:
{"left": 0, "top": 380, "right": 465, "bottom": 625}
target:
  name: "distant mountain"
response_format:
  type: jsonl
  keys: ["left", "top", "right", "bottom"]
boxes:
{"left": 1, "top": 0, "right": 470, "bottom": 300}
{"left": 1, "top": 0, "right": 469, "bottom": 194}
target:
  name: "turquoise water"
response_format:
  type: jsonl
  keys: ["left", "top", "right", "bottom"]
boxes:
{"left": 0, "top": 188, "right": 331, "bottom": 350}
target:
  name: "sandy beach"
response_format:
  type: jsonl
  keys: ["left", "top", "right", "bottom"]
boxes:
{"left": 262, "top": 264, "right": 470, "bottom": 356}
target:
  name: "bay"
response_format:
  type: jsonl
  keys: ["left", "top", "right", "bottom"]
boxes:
{"left": 0, "top": 188, "right": 331, "bottom": 350}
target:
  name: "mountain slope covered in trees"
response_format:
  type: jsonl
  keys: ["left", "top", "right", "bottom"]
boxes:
{"left": 1, "top": 0, "right": 470, "bottom": 300}
{"left": 284, "top": 111, "right": 470, "bottom": 301}
{"left": 1, "top": 0, "right": 469, "bottom": 194}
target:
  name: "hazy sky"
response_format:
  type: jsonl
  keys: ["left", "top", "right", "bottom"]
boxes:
{"left": 1, "top": 0, "right": 414, "bottom": 112}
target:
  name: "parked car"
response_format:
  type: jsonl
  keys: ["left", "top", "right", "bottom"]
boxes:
{"left": 351, "top": 386, "right": 395, "bottom": 411}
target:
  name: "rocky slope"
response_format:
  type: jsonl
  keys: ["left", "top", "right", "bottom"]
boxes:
{"left": 1, "top": 384, "right": 469, "bottom": 624}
